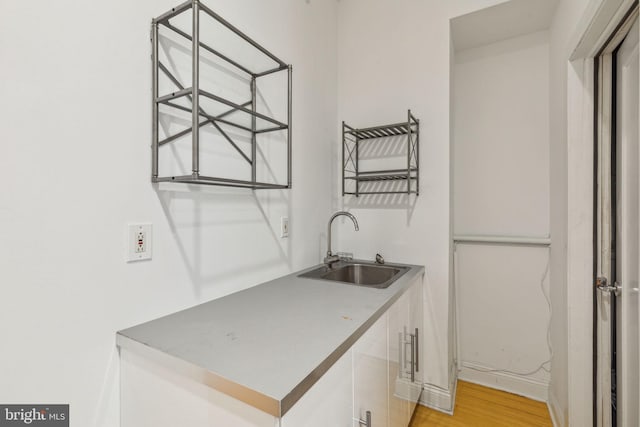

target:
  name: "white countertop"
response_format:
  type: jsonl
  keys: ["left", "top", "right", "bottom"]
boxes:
{"left": 117, "top": 260, "right": 424, "bottom": 417}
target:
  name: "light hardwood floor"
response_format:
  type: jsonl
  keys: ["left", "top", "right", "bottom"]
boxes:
{"left": 409, "top": 381, "right": 553, "bottom": 427}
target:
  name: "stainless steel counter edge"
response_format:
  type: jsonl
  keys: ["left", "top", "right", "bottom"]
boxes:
{"left": 116, "top": 333, "right": 282, "bottom": 416}
{"left": 117, "top": 262, "right": 425, "bottom": 418}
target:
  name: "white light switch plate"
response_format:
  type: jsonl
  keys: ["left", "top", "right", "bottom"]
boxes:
{"left": 127, "top": 224, "right": 152, "bottom": 262}
{"left": 281, "top": 217, "right": 289, "bottom": 238}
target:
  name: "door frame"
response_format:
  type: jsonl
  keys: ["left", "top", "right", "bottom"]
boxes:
{"left": 567, "top": 1, "right": 638, "bottom": 426}
{"left": 614, "top": 18, "right": 640, "bottom": 425}
{"left": 593, "top": 6, "right": 638, "bottom": 426}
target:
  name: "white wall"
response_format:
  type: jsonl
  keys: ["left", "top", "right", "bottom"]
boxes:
{"left": 0, "top": 1, "right": 337, "bottom": 425}
{"left": 454, "top": 31, "right": 550, "bottom": 237}
{"left": 335, "top": 0, "right": 508, "bottom": 408}
{"left": 453, "top": 30, "right": 552, "bottom": 400}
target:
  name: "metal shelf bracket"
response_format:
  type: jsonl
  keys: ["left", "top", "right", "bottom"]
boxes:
{"left": 151, "top": 0, "right": 292, "bottom": 190}
{"left": 342, "top": 110, "right": 420, "bottom": 197}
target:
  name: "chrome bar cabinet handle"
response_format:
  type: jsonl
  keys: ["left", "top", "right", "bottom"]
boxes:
{"left": 410, "top": 333, "right": 415, "bottom": 383}
{"left": 415, "top": 327, "right": 419, "bottom": 373}
{"left": 398, "top": 332, "right": 404, "bottom": 376}
{"left": 358, "top": 410, "right": 371, "bottom": 427}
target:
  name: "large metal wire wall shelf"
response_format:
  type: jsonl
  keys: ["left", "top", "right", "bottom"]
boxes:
{"left": 151, "top": 0, "right": 292, "bottom": 189}
{"left": 342, "top": 110, "right": 419, "bottom": 196}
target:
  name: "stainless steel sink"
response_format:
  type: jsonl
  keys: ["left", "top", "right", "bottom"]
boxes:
{"left": 299, "top": 261, "right": 410, "bottom": 289}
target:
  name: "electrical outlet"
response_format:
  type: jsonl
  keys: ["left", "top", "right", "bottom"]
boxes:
{"left": 135, "top": 230, "right": 145, "bottom": 253}
{"left": 127, "top": 224, "right": 152, "bottom": 262}
{"left": 281, "top": 217, "right": 289, "bottom": 238}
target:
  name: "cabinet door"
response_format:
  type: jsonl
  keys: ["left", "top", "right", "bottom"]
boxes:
{"left": 388, "top": 292, "right": 410, "bottom": 427}
{"left": 407, "top": 277, "right": 424, "bottom": 413}
{"left": 353, "top": 313, "right": 389, "bottom": 427}
{"left": 280, "top": 350, "right": 353, "bottom": 427}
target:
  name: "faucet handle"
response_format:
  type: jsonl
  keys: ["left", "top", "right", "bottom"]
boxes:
{"left": 324, "top": 254, "right": 340, "bottom": 265}
{"left": 375, "top": 253, "right": 385, "bottom": 264}
{"left": 336, "top": 252, "right": 353, "bottom": 261}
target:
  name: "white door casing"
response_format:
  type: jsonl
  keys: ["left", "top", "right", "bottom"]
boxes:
{"left": 615, "top": 16, "right": 640, "bottom": 427}
{"left": 596, "top": 49, "right": 614, "bottom": 427}
{"left": 593, "top": 5, "right": 639, "bottom": 426}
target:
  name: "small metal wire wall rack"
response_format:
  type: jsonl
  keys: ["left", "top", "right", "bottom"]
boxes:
{"left": 342, "top": 110, "right": 419, "bottom": 196}
{"left": 151, "top": 0, "right": 292, "bottom": 189}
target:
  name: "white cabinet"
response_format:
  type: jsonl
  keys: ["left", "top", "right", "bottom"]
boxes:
{"left": 407, "top": 278, "right": 424, "bottom": 413}
{"left": 387, "top": 277, "right": 423, "bottom": 427}
{"left": 352, "top": 275, "right": 424, "bottom": 427}
{"left": 353, "top": 314, "right": 389, "bottom": 427}
{"left": 280, "top": 350, "right": 353, "bottom": 427}
{"left": 388, "top": 290, "right": 411, "bottom": 427}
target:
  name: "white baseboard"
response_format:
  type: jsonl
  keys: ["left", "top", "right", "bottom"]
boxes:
{"left": 547, "top": 389, "right": 565, "bottom": 427}
{"left": 419, "top": 364, "right": 458, "bottom": 414}
{"left": 458, "top": 361, "right": 549, "bottom": 402}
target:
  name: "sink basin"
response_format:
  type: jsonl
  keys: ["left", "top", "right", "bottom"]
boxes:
{"left": 299, "top": 262, "right": 409, "bottom": 289}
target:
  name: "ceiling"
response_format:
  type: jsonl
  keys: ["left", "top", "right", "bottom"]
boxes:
{"left": 451, "top": 0, "right": 561, "bottom": 51}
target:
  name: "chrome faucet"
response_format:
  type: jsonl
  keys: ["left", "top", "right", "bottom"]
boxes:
{"left": 324, "top": 211, "right": 359, "bottom": 265}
